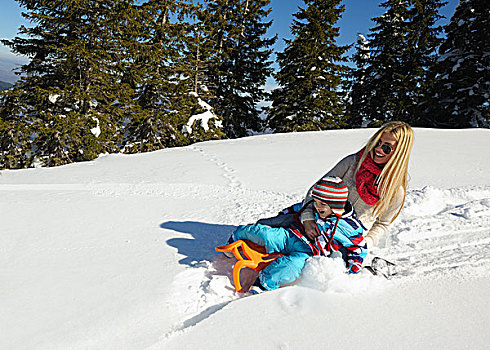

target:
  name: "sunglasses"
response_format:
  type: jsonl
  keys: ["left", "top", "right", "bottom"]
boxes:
{"left": 375, "top": 140, "right": 394, "bottom": 155}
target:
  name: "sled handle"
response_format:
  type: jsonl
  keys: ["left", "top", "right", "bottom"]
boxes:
{"left": 216, "top": 240, "right": 283, "bottom": 292}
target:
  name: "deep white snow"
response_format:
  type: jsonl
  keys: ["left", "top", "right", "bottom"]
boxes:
{"left": 1, "top": 128, "right": 490, "bottom": 349}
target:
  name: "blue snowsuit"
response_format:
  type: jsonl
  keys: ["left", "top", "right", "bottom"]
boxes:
{"left": 233, "top": 201, "right": 366, "bottom": 291}
{"left": 233, "top": 224, "right": 312, "bottom": 290}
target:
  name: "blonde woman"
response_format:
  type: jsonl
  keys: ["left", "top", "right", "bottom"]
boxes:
{"left": 300, "top": 121, "right": 414, "bottom": 248}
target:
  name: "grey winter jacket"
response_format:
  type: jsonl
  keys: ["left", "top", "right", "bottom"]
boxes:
{"left": 299, "top": 152, "right": 404, "bottom": 248}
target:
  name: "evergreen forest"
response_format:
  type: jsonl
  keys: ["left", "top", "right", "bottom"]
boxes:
{"left": 0, "top": 0, "right": 488, "bottom": 168}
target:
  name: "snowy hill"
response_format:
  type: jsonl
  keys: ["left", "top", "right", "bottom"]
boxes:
{"left": 1, "top": 128, "right": 490, "bottom": 349}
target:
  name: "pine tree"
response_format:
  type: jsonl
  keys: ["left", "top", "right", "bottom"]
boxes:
{"left": 406, "top": 0, "right": 447, "bottom": 126}
{"left": 0, "top": 89, "right": 31, "bottom": 168}
{"left": 180, "top": 3, "right": 226, "bottom": 143}
{"left": 266, "top": 0, "right": 349, "bottom": 132}
{"left": 352, "top": 0, "right": 410, "bottom": 126}
{"left": 186, "top": 16, "right": 213, "bottom": 99}
{"left": 429, "top": 0, "right": 489, "bottom": 127}
{"left": 348, "top": 0, "right": 445, "bottom": 127}
{"left": 345, "top": 33, "right": 371, "bottom": 128}
{"left": 200, "top": 0, "right": 276, "bottom": 138}
{"left": 120, "top": 0, "right": 196, "bottom": 153}
{"left": 121, "top": 0, "right": 225, "bottom": 152}
{"left": 0, "top": 0, "right": 139, "bottom": 167}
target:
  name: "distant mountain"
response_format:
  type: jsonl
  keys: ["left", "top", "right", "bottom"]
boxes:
{"left": 0, "top": 54, "right": 26, "bottom": 84}
{"left": 0, "top": 80, "right": 13, "bottom": 90}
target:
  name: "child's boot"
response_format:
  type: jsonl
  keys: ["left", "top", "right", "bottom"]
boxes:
{"left": 249, "top": 278, "right": 267, "bottom": 294}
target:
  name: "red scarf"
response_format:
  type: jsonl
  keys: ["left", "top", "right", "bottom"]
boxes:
{"left": 356, "top": 148, "right": 382, "bottom": 205}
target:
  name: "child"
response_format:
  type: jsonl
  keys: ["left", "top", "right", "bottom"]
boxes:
{"left": 230, "top": 176, "right": 367, "bottom": 293}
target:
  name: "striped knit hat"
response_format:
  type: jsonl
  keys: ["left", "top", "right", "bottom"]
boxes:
{"left": 311, "top": 176, "right": 348, "bottom": 215}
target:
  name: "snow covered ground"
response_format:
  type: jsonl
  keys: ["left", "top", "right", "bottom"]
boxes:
{"left": 1, "top": 128, "right": 490, "bottom": 349}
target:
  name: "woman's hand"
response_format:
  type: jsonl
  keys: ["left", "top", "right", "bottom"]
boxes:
{"left": 303, "top": 220, "right": 320, "bottom": 241}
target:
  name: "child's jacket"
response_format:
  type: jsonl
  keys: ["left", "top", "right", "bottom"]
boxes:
{"left": 284, "top": 201, "right": 367, "bottom": 273}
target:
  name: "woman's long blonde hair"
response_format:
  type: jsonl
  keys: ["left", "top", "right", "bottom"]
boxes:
{"left": 357, "top": 121, "right": 414, "bottom": 222}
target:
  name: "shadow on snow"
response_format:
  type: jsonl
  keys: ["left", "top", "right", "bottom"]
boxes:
{"left": 161, "top": 221, "right": 237, "bottom": 266}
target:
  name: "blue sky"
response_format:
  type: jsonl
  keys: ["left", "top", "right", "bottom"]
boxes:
{"left": 0, "top": 0, "right": 459, "bottom": 66}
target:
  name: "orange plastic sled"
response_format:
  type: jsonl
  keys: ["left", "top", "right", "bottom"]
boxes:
{"left": 215, "top": 239, "right": 283, "bottom": 292}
